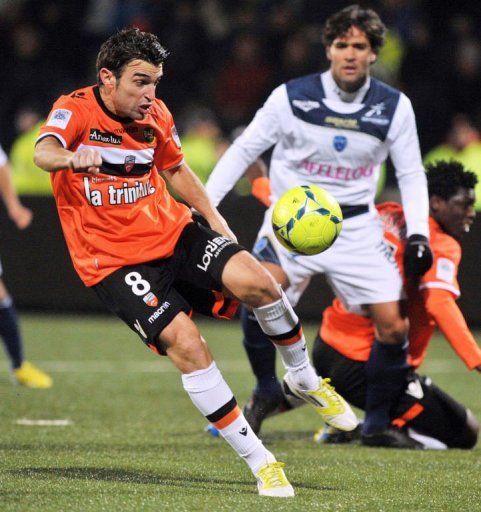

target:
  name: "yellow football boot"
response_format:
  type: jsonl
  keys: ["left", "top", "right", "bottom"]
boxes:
{"left": 255, "top": 462, "right": 294, "bottom": 497}
{"left": 13, "top": 361, "right": 53, "bottom": 388}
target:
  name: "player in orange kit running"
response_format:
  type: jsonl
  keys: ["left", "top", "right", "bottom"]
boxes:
{"left": 33, "top": 27, "right": 357, "bottom": 496}
{"left": 313, "top": 160, "right": 480, "bottom": 448}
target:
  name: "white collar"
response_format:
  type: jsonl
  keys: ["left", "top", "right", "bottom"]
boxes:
{"left": 321, "top": 70, "right": 371, "bottom": 103}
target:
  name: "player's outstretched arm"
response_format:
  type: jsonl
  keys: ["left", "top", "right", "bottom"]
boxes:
{"left": 424, "top": 288, "right": 481, "bottom": 370}
{"left": 0, "top": 158, "right": 32, "bottom": 230}
{"left": 34, "top": 137, "right": 102, "bottom": 174}
{"left": 164, "top": 162, "right": 237, "bottom": 241}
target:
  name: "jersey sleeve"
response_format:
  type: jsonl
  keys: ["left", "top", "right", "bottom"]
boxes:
{"left": 388, "top": 94, "right": 429, "bottom": 238}
{"left": 424, "top": 288, "right": 481, "bottom": 369}
{"left": 419, "top": 236, "right": 461, "bottom": 297}
{"left": 37, "top": 95, "right": 87, "bottom": 149}
{"left": 153, "top": 105, "right": 184, "bottom": 172}
{"left": 205, "top": 85, "right": 285, "bottom": 206}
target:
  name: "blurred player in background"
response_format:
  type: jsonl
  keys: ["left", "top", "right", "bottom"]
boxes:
{"left": 206, "top": 4, "right": 432, "bottom": 447}
{"left": 313, "top": 160, "right": 480, "bottom": 449}
{"left": 33, "top": 27, "right": 357, "bottom": 497}
{"left": 0, "top": 143, "right": 52, "bottom": 388}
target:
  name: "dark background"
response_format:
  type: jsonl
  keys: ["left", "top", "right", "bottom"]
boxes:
{"left": 1, "top": 0, "right": 481, "bottom": 321}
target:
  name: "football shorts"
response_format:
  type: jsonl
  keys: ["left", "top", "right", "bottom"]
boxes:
{"left": 255, "top": 206, "right": 403, "bottom": 310}
{"left": 93, "top": 221, "right": 243, "bottom": 352}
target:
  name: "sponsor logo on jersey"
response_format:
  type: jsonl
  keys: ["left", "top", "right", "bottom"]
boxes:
{"left": 362, "top": 102, "right": 390, "bottom": 126}
{"left": 197, "top": 236, "right": 235, "bottom": 272}
{"left": 47, "top": 109, "right": 72, "bottom": 129}
{"left": 292, "top": 99, "right": 321, "bottom": 112}
{"left": 124, "top": 155, "right": 136, "bottom": 173}
{"left": 300, "top": 160, "right": 374, "bottom": 181}
{"left": 148, "top": 301, "right": 171, "bottom": 323}
{"left": 89, "top": 128, "right": 122, "bottom": 145}
{"left": 114, "top": 126, "right": 138, "bottom": 134}
{"left": 333, "top": 135, "right": 347, "bottom": 152}
{"left": 324, "top": 116, "right": 359, "bottom": 130}
{"left": 143, "top": 127, "right": 155, "bottom": 143}
{"left": 143, "top": 292, "right": 159, "bottom": 307}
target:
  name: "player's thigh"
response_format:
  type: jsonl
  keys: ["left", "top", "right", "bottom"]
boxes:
{"left": 93, "top": 261, "right": 191, "bottom": 354}
{"left": 176, "top": 221, "right": 245, "bottom": 292}
{"left": 312, "top": 335, "right": 366, "bottom": 409}
{"left": 394, "top": 374, "right": 473, "bottom": 447}
{"left": 252, "top": 234, "right": 314, "bottom": 307}
{"left": 221, "top": 250, "right": 279, "bottom": 306}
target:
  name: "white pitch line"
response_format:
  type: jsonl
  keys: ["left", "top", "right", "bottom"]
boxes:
{"left": 15, "top": 418, "right": 73, "bottom": 426}
{"left": 0, "top": 359, "right": 457, "bottom": 374}
{"left": 0, "top": 359, "right": 251, "bottom": 373}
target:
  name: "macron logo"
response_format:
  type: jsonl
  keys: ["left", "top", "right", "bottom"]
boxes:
{"left": 292, "top": 100, "right": 321, "bottom": 112}
{"left": 148, "top": 301, "right": 171, "bottom": 324}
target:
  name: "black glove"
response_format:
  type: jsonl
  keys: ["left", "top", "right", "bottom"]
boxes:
{"left": 403, "top": 234, "right": 433, "bottom": 278}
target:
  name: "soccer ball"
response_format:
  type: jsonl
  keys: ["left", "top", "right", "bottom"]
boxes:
{"left": 272, "top": 185, "right": 343, "bottom": 255}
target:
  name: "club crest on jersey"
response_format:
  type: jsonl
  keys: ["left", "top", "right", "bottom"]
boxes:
{"left": 143, "top": 128, "right": 155, "bottom": 143}
{"left": 333, "top": 135, "right": 347, "bottom": 152}
{"left": 124, "top": 155, "right": 136, "bottom": 173}
{"left": 143, "top": 292, "right": 159, "bottom": 307}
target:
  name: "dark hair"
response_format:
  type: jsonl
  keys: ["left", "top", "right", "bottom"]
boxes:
{"left": 96, "top": 27, "right": 169, "bottom": 84}
{"left": 322, "top": 5, "right": 386, "bottom": 54}
{"left": 426, "top": 160, "right": 478, "bottom": 200}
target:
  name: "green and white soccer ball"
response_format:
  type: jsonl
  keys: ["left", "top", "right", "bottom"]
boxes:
{"left": 272, "top": 185, "right": 343, "bottom": 255}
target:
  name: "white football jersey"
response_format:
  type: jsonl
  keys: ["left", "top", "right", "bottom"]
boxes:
{"left": 206, "top": 71, "right": 428, "bottom": 237}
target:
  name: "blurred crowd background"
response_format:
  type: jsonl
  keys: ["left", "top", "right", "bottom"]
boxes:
{"left": 1, "top": 0, "right": 481, "bottom": 202}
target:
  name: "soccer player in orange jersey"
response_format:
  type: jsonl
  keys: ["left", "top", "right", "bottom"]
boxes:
{"left": 313, "top": 161, "right": 480, "bottom": 448}
{"left": 33, "top": 28, "right": 358, "bottom": 496}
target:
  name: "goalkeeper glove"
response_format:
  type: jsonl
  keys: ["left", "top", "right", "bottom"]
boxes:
{"left": 403, "top": 234, "right": 433, "bottom": 278}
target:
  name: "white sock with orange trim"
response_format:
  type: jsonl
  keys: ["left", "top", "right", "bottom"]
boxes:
{"left": 253, "top": 289, "right": 319, "bottom": 391}
{"left": 182, "top": 361, "right": 275, "bottom": 473}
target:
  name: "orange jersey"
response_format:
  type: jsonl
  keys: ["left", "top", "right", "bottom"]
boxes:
{"left": 37, "top": 86, "right": 192, "bottom": 286}
{"left": 321, "top": 202, "right": 481, "bottom": 370}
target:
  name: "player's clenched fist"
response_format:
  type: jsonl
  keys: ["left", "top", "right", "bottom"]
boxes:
{"left": 71, "top": 148, "right": 102, "bottom": 174}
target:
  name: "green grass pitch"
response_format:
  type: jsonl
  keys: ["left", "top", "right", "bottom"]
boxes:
{"left": 1, "top": 314, "right": 480, "bottom": 511}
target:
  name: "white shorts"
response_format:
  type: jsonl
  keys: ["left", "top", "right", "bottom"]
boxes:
{"left": 256, "top": 206, "right": 403, "bottom": 311}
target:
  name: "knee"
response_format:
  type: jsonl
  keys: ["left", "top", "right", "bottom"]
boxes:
{"left": 239, "top": 267, "right": 280, "bottom": 308}
{"left": 163, "top": 324, "right": 204, "bottom": 359}
{"left": 375, "top": 317, "right": 408, "bottom": 345}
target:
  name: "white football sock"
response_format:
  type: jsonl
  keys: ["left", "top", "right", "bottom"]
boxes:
{"left": 182, "top": 362, "right": 275, "bottom": 473}
{"left": 253, "top": 289, "right": 319, "bottom": 391}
